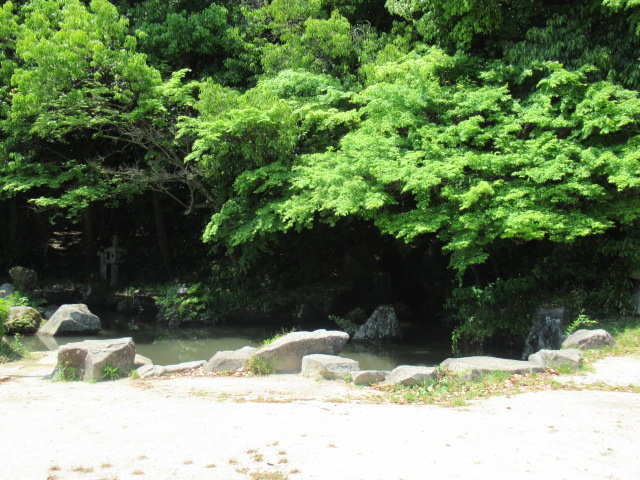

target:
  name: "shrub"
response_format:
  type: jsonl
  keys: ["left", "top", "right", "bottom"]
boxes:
{"left": 102, "top": 363, "right": 123, "bottom": 381}
{"left": 246, "top": 356, "right": 276, "bottom": 375}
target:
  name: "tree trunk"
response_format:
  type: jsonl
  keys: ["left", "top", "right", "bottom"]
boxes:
{"left": 152, "top": 192, "right": 173, "bottom": 276}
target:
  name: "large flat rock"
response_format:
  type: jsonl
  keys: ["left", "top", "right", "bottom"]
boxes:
{"left": 440, "top": 356, "right": 545, "bottom": 379}
{"left": 301, "top": 354, "right": 359, "bottom": 380}
{"left": 255, "top": 330, "right": 349, "bottom": 373}
{"left": 383, "top": 365, "right": 436, "bottom": 386}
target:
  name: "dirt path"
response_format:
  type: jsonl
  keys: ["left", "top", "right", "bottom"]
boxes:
{"left": 1, "top": 354, "right": 640, "bottom": 480}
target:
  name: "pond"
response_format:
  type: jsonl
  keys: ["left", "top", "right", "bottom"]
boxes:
{"left": 20, "top": 315, "right": 454, "bottom": 370}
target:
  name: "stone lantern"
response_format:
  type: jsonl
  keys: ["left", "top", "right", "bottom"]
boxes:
{"left": 99, "top": 236, "right": 126, "bottom": 287}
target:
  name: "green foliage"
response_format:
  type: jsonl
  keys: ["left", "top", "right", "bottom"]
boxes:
{"left": 101, "top": 363, "right": 123, "bottom": 381}
{"left": 53, "top": 362, "right": 80, "bottom": 382}
{"left": 328, "top": 314, "right": 358, "bottom": 336}
{"left": 260, "top": 328, "right": 296, "bottom": 346}
{"left": 154, "top": 283, "right": 219, "bottom": 326}
{"left": 0, "top": 336, "right": 30, "bottom": 363}
{"left": 565, "top": 313, "right": 599, "bottom": 336}
{"left": 245, "top": 355, "right": 276, "bottom": 375}
{"left": 446, "top": 277, "right": 539, "bottom": 353}
{"left": 0, "top": 298, "right": 8, "bottom": 337}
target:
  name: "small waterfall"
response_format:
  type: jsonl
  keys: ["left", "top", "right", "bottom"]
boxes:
{"left": 522, "top": 306, "right": 565, "bottom": 359}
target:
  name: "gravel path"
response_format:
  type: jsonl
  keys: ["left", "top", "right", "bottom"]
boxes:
{"left": 1, "top": 354, "right": 640, "bottom": 480}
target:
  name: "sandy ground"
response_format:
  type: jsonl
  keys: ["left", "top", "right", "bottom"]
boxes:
{"left": 1, "top": 354, "right": 640, "bottom": 480}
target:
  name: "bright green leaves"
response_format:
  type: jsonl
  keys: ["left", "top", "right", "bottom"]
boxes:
{"left": 205, "top": 47, "right": 640, "bottom": 274}
{"left": 262, "top": 10, "right": 357, "bottom": 80}
{"left": 11, "top": 0, "right": 160, "bottom": 133}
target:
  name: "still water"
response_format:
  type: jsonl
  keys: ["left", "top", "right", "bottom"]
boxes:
{"left": 21, "top": 323, "right": 452, "bottom": 371}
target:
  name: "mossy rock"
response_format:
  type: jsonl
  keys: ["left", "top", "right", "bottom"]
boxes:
{"left": 6, "top": 306, "right": 43, "bottom": 334}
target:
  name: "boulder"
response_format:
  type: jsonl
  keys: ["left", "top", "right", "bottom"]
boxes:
{"left": 163, "top": 360, "right": 205, "bottom": 374}
{"left": 8, "top": 266, "right": 37, "bottom": 291}
{"left": 255, "top": 329, "right": 349, "bottom": 373}
{"left": 528, "top": 349, "right": 582, "bottom": 370}
{"left": 440, "top": 356, "right": 545, "bottom": 380}
{"left": 352, "top": 305, "right": 402, "bottom": 343}
{"left": 344, "top": 307, "right": 368, "bottom": 325}
{"left": 562, "top": 329, "right": 615, "bottom": 350}
{"left": 301, "top": 354, "right": 359, "bottom": 380}
{"left": 0, "top": 283, "right": 15, "bottom": 299}
{"left": 6, "top": 306, "right": 43, "bottom": 334}
{"left": 205, "top": 346, "right": 257, "bottom": 373}
{"left": 352, "top": 370, "right": 389, "bottom": 385}
{"left": 522, "top": 306, "right": 564, "bottom": 359}
{"left": 134, "top": 354, "right": 153, "bottom": 368}
{"left": 37, "top": 304, "right": 101, "bottom": 336}
{"left": 56, "top": 337, "right": 135, "bottom": 382}
{"left": 383, "top": 365, "right": 436, "bottom": 386}
{"left": 136, "top": 364, "right": 166, "bottom": 379}
{"left": 136, "top": 361, "right": 205, "bottom": 378}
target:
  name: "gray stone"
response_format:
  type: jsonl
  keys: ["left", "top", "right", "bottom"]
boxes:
{"left": 56, "top": 337, "right": 135, "bottom": 382}
{"left": 9, "top": 266, "right": 37, "bottom": 290}
{"left": 522, "top": 306, "right": 565, "bottom": 359}
{"left": 301, "top": 354, "right": 359, "bottom": 380}
{"left": 440, "top": 356, "right": 545, "bottom": 380}
{"left": 255, "top": 329, "right": 350, "bottom": 373}
{"left": 528, "top": 349, "right": 582, "bottom": 370}
{"left": 6, "top": 306, "right": 43, "bottom": 334}
{"left": 562, "top": 329, "right": 616, "bottom": 350}
{"left": 134, "top": 354, "right": 153, "bottom": 368}
{"left": 383, "top": 365, "right": 436, "bottom": 386}
{"left": 37, "top": 304, "right": 101, "bottom": 336}
{"left": 136, "top": 364, "right": 166, "bottom": 378}
{"left": 136, "top": 361, "right": 204, "bottom": 378}
{"left": 163, "top": 360, "right": 205, "bottom": 374}
{"left": 352, "top": 370, "right": 389, "bottom": 385}
{"left": 205, "top": 346, "right": 257, "bottom": 373}
{"left": 352, "top": 305, "right": 402, "bottom": 342}
{"left": 0, "top": 283, "right": 15, "bottom": 299}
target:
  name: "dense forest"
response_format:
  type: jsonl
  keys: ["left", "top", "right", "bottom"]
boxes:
{"left": 2, "top": 0, "right": 640, "bottom": 350}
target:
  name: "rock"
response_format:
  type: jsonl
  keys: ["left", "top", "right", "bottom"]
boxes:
{"left": 163, "top": 360, "right": 205, "bottom": 374}
{"left": 352, "top": 305, "right": 402, "bottom": 343}
{"left": 56, "top": 337, "right": 135, "bottom": 382}
{"left": 529, "top": 349, "right": 582, "bottom": 370}
{"left": 134, "top": 354, "right": 153, "bottom": 368}
{"left": 136, "top": 361, "right": 205, "bottom": 378}
{"left": 0, "top": 283, "right": 15, "bottom": 299}
{"left": 440, "top": 356, "right": 545, "bottom": 380}
{"left": 562, "top": 329, "right": 616, "bottom": 350}
{"left": 42, "top": 305, "right": 60, "bottom": 320}
{"left": 136, "top": 364, "right": 166, "bottom": 378}
{"left": 6, "top": 306, "right": 43, "bottom": 334}
{"left": 344, "top": 307, "right": 367, "bottom": 325}
{"left": 8, "top": 266, "right": 37, "bottom": 291}
{"left": 255, "top": 329, "right": 350, "bottom": 373}
{"left": 205, "top": 346, "right": 257, "bottom": 373}
{"left": 522, "top": 306, "right": 565, "bottom": 359}
{"left": 383, "top": 365, "right": 436, "bottom": 386}
{"left": 352, "top": 370, "right": 389, "bottom": 385}
{"left": 37, "top": 304, "right": 101, "bottom": 336}
{"left": 301, "top": 354, "right": 359, "bottom": 380}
